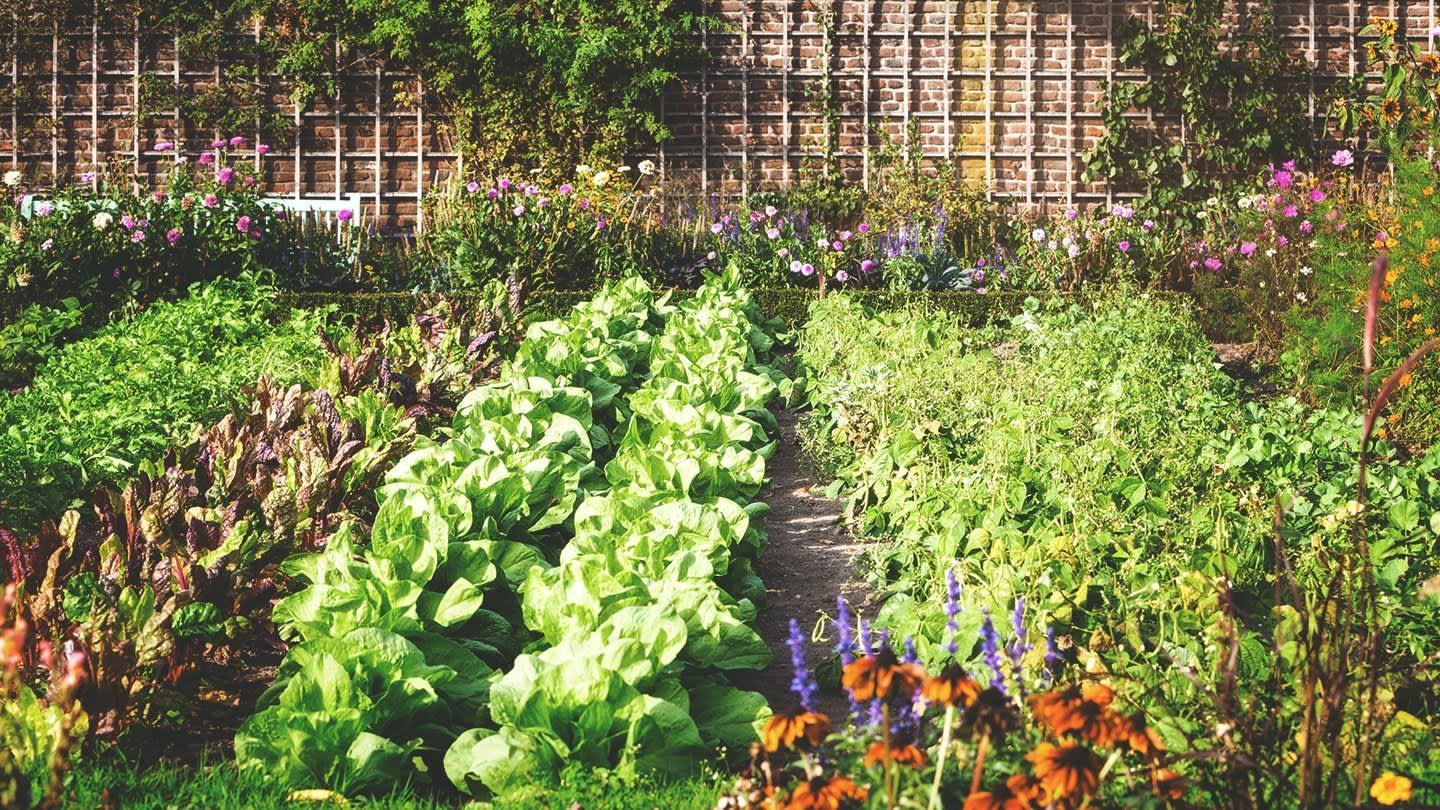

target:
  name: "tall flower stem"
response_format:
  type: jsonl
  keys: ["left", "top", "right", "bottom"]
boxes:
{"left": 926, "top": 704, "right": 957, "bottom": 810}
{"left": 969, "top": 731, "right": 990, "bottom": 795}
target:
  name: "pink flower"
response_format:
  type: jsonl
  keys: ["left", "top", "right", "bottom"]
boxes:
{"left": 1300, "top": 220, "right": 1314, "bottom": 234}
{"left": 1065, "top": 209, "right": 1078, "bottom": 220}
{"left": 558, "top": 183, "right": 573, "bottom": 195}
{"left": 153, "top": 191, "right": 166, "bottom": 203}
{"left": 216, "top": 167, "right": 235, "bottom": 184}
{"left": 801, "top": 263, "right": 815, "bottom": 277}
{"left": 152, "top": 141, "right": 174, "bottom": 152}
{"left": 1142, "top": 219, "right": 1155, "bottom": 232}
{"left": 777, "top": 248, "right": 789, "bottom": 258}
{"left": 831, "top": 240, "right": 844, "bottom": 251}
{"left": 243, "top": 176, "right": 256, "bottom": 187}
{"left": 229, "top": 136, "right": 246, "bottom": 147}
{"left": 1273, "top": 170, "right": 1294, "bottom": 190}
{"left": 210, "top": 139, "right": 228, "bottom": 149}
{"left": 256, "top": 144, "right": 271, "bottom": 156}
{"left": 1204, "top": 257, "right": 1223, "bottom": 271}
{"left": 337, "top": 208, "right": 354, "bottom": 223}
{"left": 131, "top": 230, "right": 145, "bottom": 243}
{"left": 1117, "top": 240, "right": 1131, "bottom": 252}
{"left": 765, "top": 205, "right": 778, "bottom": 217}
{"left": 35, "top": 202, "right": 54, "bottom": 216}
{"left": 486, "top": 188, "right": 499, "bottom": 199}
{"left": 236, "top": 215, "right": 252, "bottom": 233}
{"left": 706, "top": 251, "right": 716, "bottom": 260}
{"left": 1310, "top": 188, "right": 1326, "bottom": 203}
{"left": 835, "top": 269, "right": 849, "bottom": 282}
{"left": 1239, "top": 241, "right": 1257, "bottom": 257}
{"left": 537, "top": 197, "right": 550, "bottom": 208}
{"left": 202, "top": 194, "right": 219, "bottom": 208}
{"left": 839, "top": 230, "right": 853, "bottom": 241}
{"left": 466, "top": 181, "right": 480, "bottom": 193}
{"left": 498, "top": 177, "right": 512, "bottom": 191}
{"left": 596, "top": 219, "right": 608, "bottom": 230}
{"left": 121, "top": 215, "right": 136, "bottom": 230}
{"left": 766, "top": 227, "right": 780, "bottom": 239}
{"left": 512, "top": 204, "right": 526, "bottom": 216}
{"left": 1277, "top": 235, "right": 1290, "bottom": 247}
{"left": 198, "top": 152, "right": 215, "bottom": 165}
{"left": 790, "top": 259, "right": 803, "bottom": 273}
{"left": 40, "top": 238, "right": 52, "bottom": 251}
{"left": 166, "top": 228, "right": 181, "bottom": 244}
{"left": 1283, "top": 204, "right": 1299, "bottom": 218}
{"left": 860, "top": 259, "right": 876, "bottom": 272}
{"left": 1332, "top": 149, "right": 1354, "bottom": 167}
{"left": 857, "top": 222, "right": 870, "bottom": 233}
{"left": 710, "top": 222, "right": 723, "bottom": 234}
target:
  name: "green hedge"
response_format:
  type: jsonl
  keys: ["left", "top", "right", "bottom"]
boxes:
{"left": 276, "top": 286, "right": 1251, "bottom": 342}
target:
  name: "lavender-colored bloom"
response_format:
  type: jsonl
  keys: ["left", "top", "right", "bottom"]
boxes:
{"left": 902, "top": 635, "right": 918, "bottom": 664}
{"left": 198, "top": 152, "right": 215, "bottom": 166}
{"left": 228, "top": 135, "right": 246, "bottom": 148}
{"left": 498, "top": 177, "right": 512, "bottom": 191}
{"left": 945, "top": 569, "right": 962, "bottom": 655}
{"left": 1332, "top": 149, "right": 1354, "bottom": 168}
{"left": 256, "top": 144, "right": 271, "bottom": 156}
{"left": 1043, "top": 626, "right": 1064, "bottom": 680}
{"left": 859, "top": 619, "right": 874, "bottom": 656}
{"left": 1007, "top": 598, "right": 1032, "bottom": 696}
{"left": 166, "top": 228, "right": 181, "bottom": 245}
{"left": 787, "top": 618, "right": 819, "bottom": 712}
{"left": 465, "top": 180, "right": 480, "bottom": 194}
{"left": 216, "top": 167, "right": 235, "bottom": 184}
{"left": 980, "top": 612, "right": 1006, "bottom": 692}
{"left": 836, "top": 597, "right": 856, "bottom": 665}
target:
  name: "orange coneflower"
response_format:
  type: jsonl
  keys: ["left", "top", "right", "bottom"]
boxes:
{"left": 1382, "top": 97, "right": 1404, "bottom": 124}
{"left": 863, "top": 740, "right": 928, "bottom": 769}
{"left": 1026, "top": 742, "right": 1102, "bottom": 801}
{"left": 922, "top": 662, "right": 982, "bottom": 708}
{"left": 965, "top": 686, "right": 1020, "bottom": 740}
{"left": 762, "top": 707, "right": 831, "bottom": 752}
{"left": 841, "top": 647, "right": 926, "bottom": 703}
{"left": 1114, "top": 710, "right": 1165, "bottom": 760}
{"left": 1028, "top": 683, "right": 1119, "bottom": 745}
{"left": 1153, "top": 768, "right": 1188, "bottom": 800}
{"left": 785, "top": 773, "right": 869, "bottom": 810}
{"left": 964, "top": 774, "right": 1040, "bottom": 810}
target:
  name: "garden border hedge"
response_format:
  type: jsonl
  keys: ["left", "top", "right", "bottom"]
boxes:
{"left": 276, "top": 285, "right": 1251, "bottom": 342}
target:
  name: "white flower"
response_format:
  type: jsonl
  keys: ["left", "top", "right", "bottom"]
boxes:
{"left": 575, "top": 164, "right": 593, "bottom": 177}
{"left": 617, "top": 165, "right": 631, "bottom": 173}
{"left": 1237, "top": 195, "right": 1254, "bottom": 210}
{"left": 1031, "top": 227, "right": 1046, "bottom": 242}
{"left": 637, "top": 159, "right": 656, "bottom": 176}
{"left": 2, "top": 170, "right": 21, "bottom": 187}
{"left": 1265, "top": 248, "right": 1277, "bottom": 257}
{"left": 529, "top": 167, "right": 543, "bottom": 175}
{"left": 1299, "top": 266, "right": 1313, "bottom": 276}
{"left": 92, "top": 211, "right": 113, "bottom": 230}
{"left": 1047, "top": 240, "right": 1058, "bottom": 250}
{"left": 1296, "top": 291, "right": 1309, "bottom": 303}
{"left": 591, "top": 170, "right": 611, "bottom": 188}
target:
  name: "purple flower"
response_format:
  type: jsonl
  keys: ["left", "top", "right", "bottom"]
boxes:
{"left": 121, "top": 215, "right": 136, "bottom": 230}
{"left": 130, "top": 230, "right": 145, "bottom": 243}
{"left": 1277, "top": 235, "right": 1289, "bottom": 247}
{"left": 1111, "top": 203, "right": 1134, "bottom": 219}
{"left": 243, "top": 176, "right": 256, "bottom": 188}
{"left": 153, "top": 191, "right": 166, "bottom": 204}
{"left": 256, "top": 144, "right": 270, "bottom": 156}
{"left": 210, "top": 139, "right": 227, "bottom": 149}
{"left": 1332, "top": 149, "right": 1354, "bottom": 167}
{"left": 235, "top": 215, "right": 251, "bottom": 233}
{"left": 766, "top": 227, "right": 780, "bottom": 240}
{"left": 537, "top": 197, "right": 550, "bottom": 208}
{"left": 857, "top": 222, "right": 869, "bottom": 233}
{"left": 1300, "top": 220, "right": 1314, "bottom": 234}
{"left": 152, "top": 141, "right": 174, "bottom": 152}
{"left": 710, "top": 222, "right": 723, "bottom": 234}
{"left": 859, "top": 259, "right": 876, "bottom": 273}
{"left": 166, "top": 228, "right": 181, "bottom": 245}
{"left": 465, "top": 181, "right": 480, "bottom": 194}
{"left": 839, "top": 230, "right": 853, "bottom": 241}
{"left": 486, "top": 188, "right": 499, "bottom": 199}
{"left": 80, "top": 171, "right": 96, "bottom": 184}
{"left": 1142, "top": 219, "right": 1155, "bottom": 232}
{"left": 1204, "top": 256, "right": 1223, "bottom": 271}
{"left": 787, "top": 618, "right": 819, "bottom": 712}
{"left": 1043, "top": 627, "right": 1064, "bottom": 680}
{"left": 202, "top": 194, "right": 219, "bottom": 208}
{"left": 558, "top": 183, "right": 573, "bottom": 195}
{"left": 498, "top": 177, "right": 512, "bottom": 191}
{"left": 1310, "top": 188, "right": 1327, "bottom": 203}
{"left": 1117, "top": 240, "right": 1130, "bottom": 252}
{"left": 902, "top": 635, "right": 918, "bottom": 664}
{"left": 229, "top": 136, "right": 246, "bottom": 148}
{"left": 801, "top": 263, "right": 815, "bottom": 277}
{"left": 944, "top": 569, "right": 962, "bottom": 655}
{"left": 831, "top": 240, "right": 844, "bottom": 251}
{"left": 35, "top": 202, "right": 54, "bottom": 216}
{"left": 835, "top": 269, "right": 849, "bottom": 282}
{"left": 1273, "top": 170, "right": 1294, "bottom": 190}
{"left": 198, "top": 152, "right": 215, "bottom": 166}
{"left": 216, "top": 167, "right": 235, "bottom": 184}
{"left": 596, "top": 219, "right": 608, "bottom": 230}
{"left": 525, "top": 184, "right": 539, "bottom": 197}
{"left": 1065, "top": 209, "right": 1078, "bottom": 220}
{"left": 1283, "top": 204, "right": 1299, "bottom": 218}
{"left": 337, "top": 208, "right": 354, "bottom": 224}
{"left": 1239, "top": 241, "right": 1257, "bottom": 257}
{"left": 980, "top": 612, "right": 1006, "bottom": 693}
{"left": 512, "top": 204, "right": 525, "bottom": 216}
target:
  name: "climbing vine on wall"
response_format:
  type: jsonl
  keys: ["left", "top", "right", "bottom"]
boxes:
{"left": 1081, "top": 0, "right": 1308, "bottom": 208}
{"left": 4, "top": 0, "right": 710, "bottom": 169}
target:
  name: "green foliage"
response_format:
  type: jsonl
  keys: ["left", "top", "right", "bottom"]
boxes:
{"left": 1082, "top": 0, "right": 1309, "bottom": 208}
{"left": 0, "top": 298, "right": 86, "bottom": 388}
{"left": 795, "top": 291, "right": 1440, "bottom": 799}
{"left": 0, "top": 274, "right": 329, "bottom": 530}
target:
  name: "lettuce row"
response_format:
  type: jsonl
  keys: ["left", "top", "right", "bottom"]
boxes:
{"left": 447, "top": 280, "right": 787, "bottom": 793}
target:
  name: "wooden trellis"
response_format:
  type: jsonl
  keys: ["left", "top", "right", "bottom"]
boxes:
{"left": 0, "top": 1, "right": 1434, "bottom": 225}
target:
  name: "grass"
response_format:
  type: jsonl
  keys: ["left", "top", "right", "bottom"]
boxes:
{"left": 68, "top": 758, "right": 725, "bottom": 809}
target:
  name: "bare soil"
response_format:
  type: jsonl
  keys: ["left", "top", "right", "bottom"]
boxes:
{"left": 732, "top": 409, "right": 870, "bottom": 720}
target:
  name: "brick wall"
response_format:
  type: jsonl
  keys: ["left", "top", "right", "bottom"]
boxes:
{"left": 0, "top": 2, "right": 1429, "bottom": 228}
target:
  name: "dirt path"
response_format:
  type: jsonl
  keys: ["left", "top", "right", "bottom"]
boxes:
{"left": 734, "top": 409, "right": 870, "bottom": 720}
